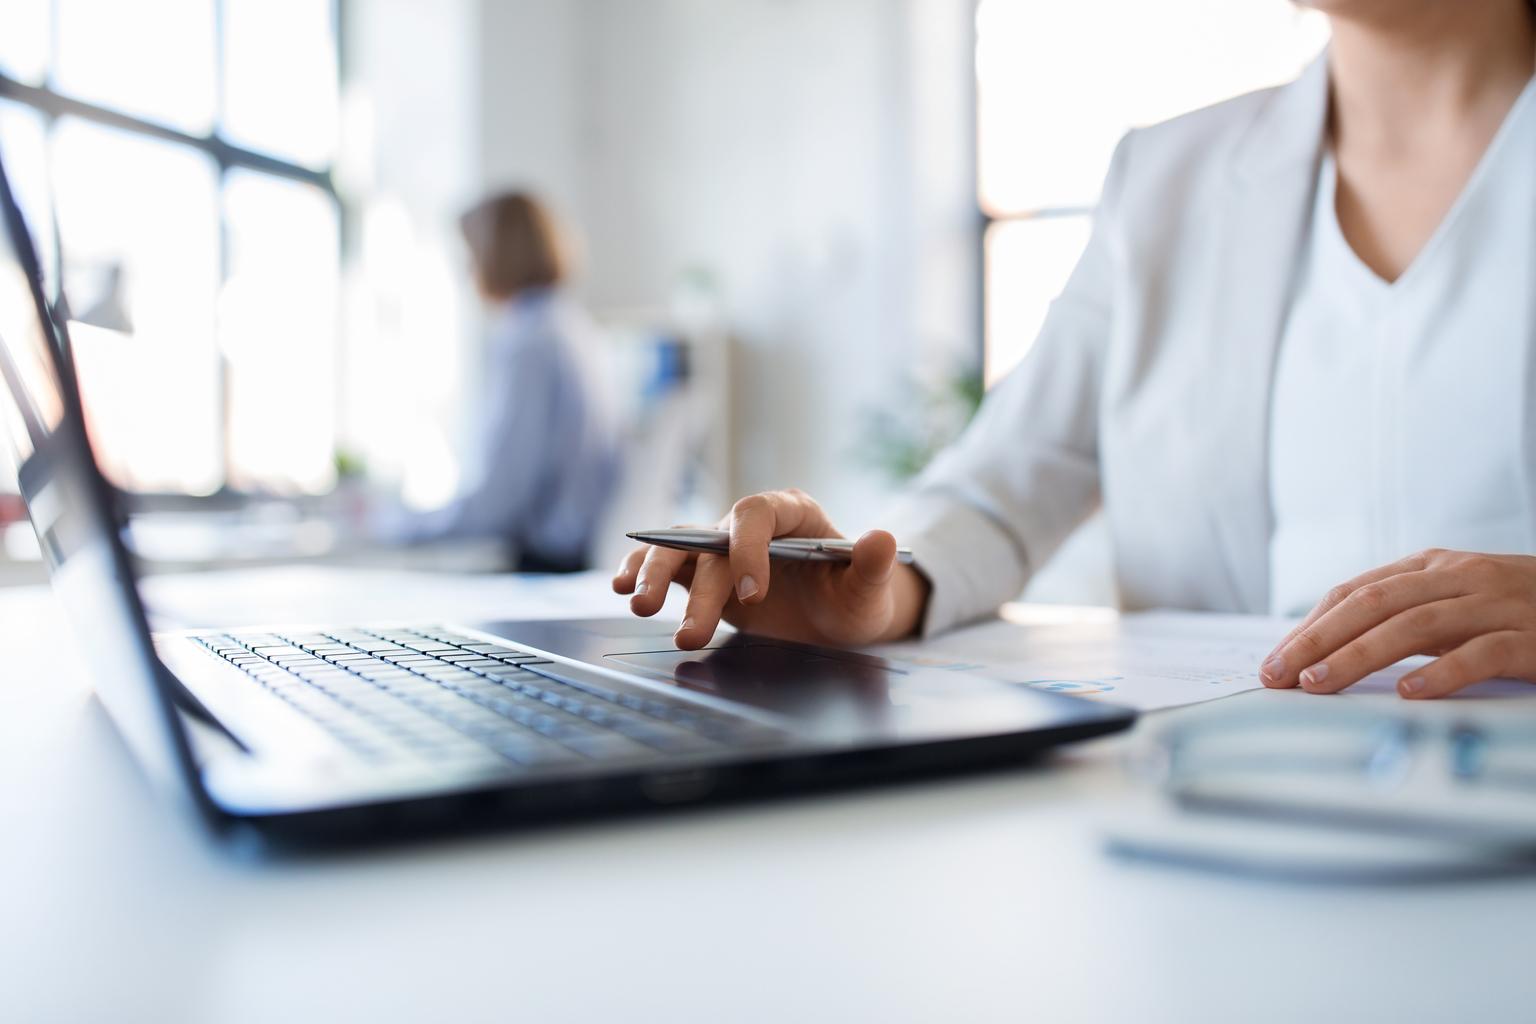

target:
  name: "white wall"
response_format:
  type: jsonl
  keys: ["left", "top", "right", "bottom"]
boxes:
{"left": 476, "top": 0, "right": 979, "bottom": 528}
{"left": 477, "top": 0, "right": 585, "bottom": 225}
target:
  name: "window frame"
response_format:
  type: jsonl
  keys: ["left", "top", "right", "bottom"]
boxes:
{"left": 978, "top": 204, "right": 1095, "bottom": 385}
{"left": 972, "top": 0, "right": 1098, "bottom": 384}
{"left": 0, "top": 0, "right": 344, "bottom": 504}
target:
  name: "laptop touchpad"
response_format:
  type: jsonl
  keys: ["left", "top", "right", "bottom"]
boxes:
{"left": 605, "top": 641, "right": 898, "bottom": 719}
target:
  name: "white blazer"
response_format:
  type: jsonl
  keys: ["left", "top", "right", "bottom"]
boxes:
{"left": 884, "top": 53, "right": 1536, "bottom": 635}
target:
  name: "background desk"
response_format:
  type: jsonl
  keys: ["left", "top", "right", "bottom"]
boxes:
{"left": 3, "top": 569, "right": 1533, "bottom": 1023}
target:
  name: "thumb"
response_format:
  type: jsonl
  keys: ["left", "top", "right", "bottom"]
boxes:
{"left": 837, "top": 530, "right": 897, "bottom": 608}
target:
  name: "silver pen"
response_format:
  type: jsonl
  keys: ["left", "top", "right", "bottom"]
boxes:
{"left": 626, "top": 528, "right": 915, "bottom": 565}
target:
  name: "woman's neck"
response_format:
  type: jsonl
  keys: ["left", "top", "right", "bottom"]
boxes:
{"left": 1327, "top": 1, "right": 1536, "bottom": 154}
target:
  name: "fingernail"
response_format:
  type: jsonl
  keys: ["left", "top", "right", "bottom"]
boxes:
{"left": 1300, "top": 663, "right": 1329, "bottom": 689}
{"left": 678, "top": 617, "right": 696, "bottom": 635}
{"left": 1399, "top": 675, "right": 1424, "bottom": 697}
{"left": 737, "top": 575, "right": 759, "bottom": 601}
{"left": 635, "top": 581, "right": 650, "bottom": 596}
{"left": 1260, "top": 655, "right": 1285, "bottom": 682}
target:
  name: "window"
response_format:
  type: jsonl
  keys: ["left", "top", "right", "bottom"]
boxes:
{"left": 0, "top": 0, "right": 341, "bottom": 496}
{"left": 976, "top": 0, "right": 1330, "bottom": 385}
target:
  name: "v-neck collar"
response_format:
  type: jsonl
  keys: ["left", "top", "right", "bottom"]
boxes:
{"left": 1315, "top": 153, "right": 1393, "bottom": 303}
{"left": 1323, "top": 70, "right": 1536, "bottom": 293}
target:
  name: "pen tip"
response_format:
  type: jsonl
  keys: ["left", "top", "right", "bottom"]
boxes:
{"left": 625, "top": 532, "right": 640, "bottom": 540}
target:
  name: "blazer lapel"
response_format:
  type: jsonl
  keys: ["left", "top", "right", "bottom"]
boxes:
{"left": 1203, "top": 52, "right": 1330, "bottom": 612}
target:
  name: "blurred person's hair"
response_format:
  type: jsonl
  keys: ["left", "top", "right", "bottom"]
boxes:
{"left": 459, "top": 192, "right": 569, "bottom": 300}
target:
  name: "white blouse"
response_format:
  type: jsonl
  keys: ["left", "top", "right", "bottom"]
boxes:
{"left": 1268, "top": 76, "right": 1536, "bottom": 616}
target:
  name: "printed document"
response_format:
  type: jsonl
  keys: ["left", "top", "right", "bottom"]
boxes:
{"left": 870, "top": 607, "right": 1533, "bottom": 711}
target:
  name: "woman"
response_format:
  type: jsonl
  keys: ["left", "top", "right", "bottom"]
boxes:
{"left": 614, "top": 0, "right": 1536, "bottom": 699}
{"left": 397, "top": 192, "right": 618, "bottom": 572}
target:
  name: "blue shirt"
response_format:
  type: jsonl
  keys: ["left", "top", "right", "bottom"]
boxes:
{"left": 400, "top": 289, "right": 619, "bottom": 567}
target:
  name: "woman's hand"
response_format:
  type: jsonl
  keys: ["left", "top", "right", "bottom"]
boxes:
{"left": 611, "top": 488, "right": 930, "bottom": 650}
{"left": 1260, "top": 549, "right": 1536, "bottom": 699}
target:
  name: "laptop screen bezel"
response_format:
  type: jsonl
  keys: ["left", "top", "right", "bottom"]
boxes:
{"left": 0, "top": 142, "right": 216, "bottom": 819}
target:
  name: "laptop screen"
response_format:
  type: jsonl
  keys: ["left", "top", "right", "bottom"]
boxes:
{"left": 0, "top": 147, "right": 203, "bottom": 805}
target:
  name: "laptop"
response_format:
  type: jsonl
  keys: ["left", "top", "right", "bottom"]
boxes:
{"left": 0, "top": 148, "right": 1134, "bottom": 841}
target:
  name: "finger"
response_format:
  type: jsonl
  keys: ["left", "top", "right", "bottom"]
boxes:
{"left": 728, "top": 490, "right": 833, "bottom": 605}
{"left": 630, "top": 545, "right": 692, "bottom": 617}
{"left": 1397, "top": 630, "right": 1536, "bottom": 699}
{"left": 676, "top": 553, "right": 732, "bottom": 650}
{"left": 1261, "top": 570, "right": 1463, "bottom": 688}
{"left": 1292, "top": 596, "right": 1500, "bottom": 694}
{"left": 673, "top": 558, "right": 698, "bottom": 590}
{"left": 1263, "top": 551, "right": 1433, "bottom": 683}
{"left": 835, "top": 530, "right": 897, "bottom": 610}
{"left": 1272, "top": 551, "right": 1434, "bottom": 650}
{"left": 612, "top": 546, "right": 648, "bottom": 594}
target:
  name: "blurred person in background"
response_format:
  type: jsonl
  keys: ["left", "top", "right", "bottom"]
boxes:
{"left": 616, "top": 0, "right": 1536, "bottom": 699}
{"left": 389, "top": 192, "right": 618, "bottom": 572}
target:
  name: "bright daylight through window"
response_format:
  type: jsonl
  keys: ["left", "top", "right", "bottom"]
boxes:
{"left": 977, "top": 0, "right": 1330, "bottom": 385}
{"left": 0, "top": 0, "right": 340, "bottom": 497}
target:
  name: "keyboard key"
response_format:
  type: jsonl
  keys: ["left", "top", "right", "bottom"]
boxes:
{"left": 559, "top": 732, "right": 649, "bottom": 760}
{"left": 487, "top": 736, "right": 574, "bottom": 766}
{"left": 383, "top": 654, "right": 437, "bottom": 665}
{"left": 339, "top": 658, "right": 394, "bottom": 674}
{"left": 424, "top": 632, "right": 477, "bottom": 644}
{"left": 461, "top": 643, "right": 524, "bottom": 656}
{"left": 480, "top": 664, "right": 538, "bottom": 679}
{"left": 420, "top": 667, "right": 481, "bottom": 684}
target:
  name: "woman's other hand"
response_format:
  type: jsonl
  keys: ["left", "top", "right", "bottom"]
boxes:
{"left": 611, "top": 489, "right": 929, "bottom": 649}
{"left": 1261, "top": 549, "right": 1536, "bottom": 698}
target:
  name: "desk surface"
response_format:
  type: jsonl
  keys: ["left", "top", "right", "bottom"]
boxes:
{"left": 4, "top": 569, "right": 1534, "bottom": 1023}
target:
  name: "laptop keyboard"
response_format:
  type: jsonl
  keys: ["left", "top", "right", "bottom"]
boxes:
{"left": 191, "top": 626, "right": 784, "bottom": 770}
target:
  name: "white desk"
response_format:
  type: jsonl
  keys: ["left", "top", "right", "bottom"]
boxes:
{"left": 4, "top": 568, "right": 1534, "bottom": 1023}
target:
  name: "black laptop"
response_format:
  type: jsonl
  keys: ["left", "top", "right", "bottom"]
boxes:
{"left": 0, "top": 148, "right": 1134, "bottom": 841}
